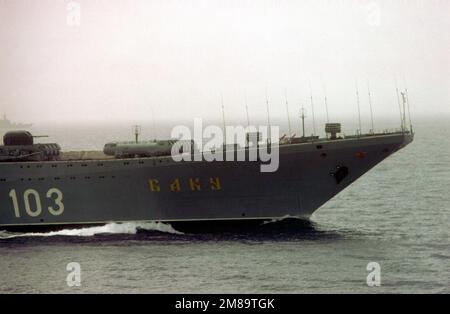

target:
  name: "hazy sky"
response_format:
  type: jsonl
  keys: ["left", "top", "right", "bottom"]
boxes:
{"left": 0, "top": 0, "right": 448, "bottom": 126}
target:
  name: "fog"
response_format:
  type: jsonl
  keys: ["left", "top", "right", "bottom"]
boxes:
{"left": 0, "top": 0, "right": 448, "bottom": 127}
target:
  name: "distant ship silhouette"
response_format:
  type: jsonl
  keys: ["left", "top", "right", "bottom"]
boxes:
{"left": 0, "top": 114, "right": 32, "bottom": 129}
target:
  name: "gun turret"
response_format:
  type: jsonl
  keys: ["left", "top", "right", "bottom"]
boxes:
{"left": 0, "top": 131, "right": 60, "bottom": 162}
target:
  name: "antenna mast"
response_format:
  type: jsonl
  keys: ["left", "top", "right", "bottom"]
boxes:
{"left": 400, "top": 92, "right": 407, "bottom": 133}
{"left": 403, "top": 78, "right": 413, "bottom": 133}
{"left": 309, "top": 82, "right": 316, "bottom": 136}
{"left": 405, "top": 88, "right": 413, "bottom": 132}
{"left": 300, "top": 105, "right": 306, "bottom": 138}
{"left": 367, "top": 80, "right": 375, "bottom": 134}
{"left": 285, "top": 89, "right": 292, "bottom": 136}
{"left": 355, "top": 80, "right": 362, "bottom": 135}
{"left": 395, "top": 78, "right": 404, "bottom": 132}
{"left": 133, "top": 125, "right": 141, "bottom": 143}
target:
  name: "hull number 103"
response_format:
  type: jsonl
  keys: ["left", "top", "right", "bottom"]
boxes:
{"left": 9, "top": 188, "right": 65, "bottom": 218}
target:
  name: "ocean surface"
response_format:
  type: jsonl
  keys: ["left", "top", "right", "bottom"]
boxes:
{"left": 0, "top": 118, "right": 449, "bottom": 294}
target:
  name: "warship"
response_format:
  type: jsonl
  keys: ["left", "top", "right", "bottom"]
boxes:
{"left": 0, "top": 95, "right": 414, "bottom": 232}
{"left": 0, "top": 115, "right": 32, "bottom": 130}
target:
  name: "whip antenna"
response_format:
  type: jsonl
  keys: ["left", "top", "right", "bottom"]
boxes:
{"left": 322, "top": 83, "right": 329, "bottom": 123}
{"left": 265, "top": 88, "right": 271, "bottom": 128}
{"left": 309, "top": 82, "right": 316, "bottom": 136}
{"left": 244, "top": 93, "right": 250, "bottom": 127}
{"left": 355, "top": 80, "right": 362, "bottom": 135}
{"left": 285, "top": 88, "right": 292, "bottom": 136}
{"left": 367, "top": 80, "right": 375, "bottom": 134}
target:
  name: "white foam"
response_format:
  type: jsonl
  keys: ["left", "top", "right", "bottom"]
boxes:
{"left": 262, "top": 215, "right": 297, "bottom": 225}
{"left": 0, "top": 221, "right": 183, "bottom": 239}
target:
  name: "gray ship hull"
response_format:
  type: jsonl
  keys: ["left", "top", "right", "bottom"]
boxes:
{"left": 0, "top": 132, "right": 413, "bottom": 231}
